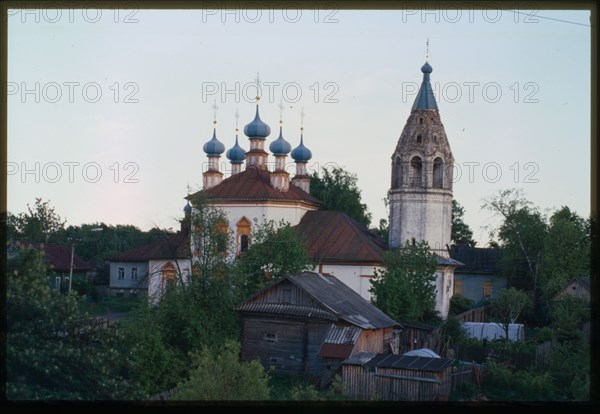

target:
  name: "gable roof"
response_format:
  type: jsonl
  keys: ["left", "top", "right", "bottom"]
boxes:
{"left": 295, "top": 210, "right": 388, "bottom": 263}
{"left": 236, "top": 272, "right": 401, "bottom": 330}
{"left": 108, "top": 231, "right": 190, "bottom": 262}
{"left": 188, "top": 166, "right": 322, "bottom": 207}
{"left": 343, "top": 352, "right": 454, "bottom": 373}
{"left": 450, "top": 246, "right": 502, "bottom": 273}
{"left": 43, "top": 243, "right": 94, "bottom": 272}
{"left": 573, "top": 277, "right": 591, "bottom": 290}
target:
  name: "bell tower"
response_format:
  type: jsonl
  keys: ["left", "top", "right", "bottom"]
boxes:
{"left": 388, "top": 59, "right": 454, "bottom": 258}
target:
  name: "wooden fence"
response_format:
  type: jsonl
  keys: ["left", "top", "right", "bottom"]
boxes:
{"left": 455, "top": 306, "right": 487, "bottom": 323}
{"left": 450, "top": 364, "right": 484, "bottom": 392}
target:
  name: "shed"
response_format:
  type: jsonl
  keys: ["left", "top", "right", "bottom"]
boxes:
{"left": 342, "top": 352, "right": 454, "bottom": 401}
{"left": 552, "top": 277, "right": 590, "bottom": 302}
{"left": 235, "top": 272, "right": 401, "bottom": 385}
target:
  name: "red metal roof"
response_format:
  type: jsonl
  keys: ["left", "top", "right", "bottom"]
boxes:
{"left": 295, "top": 211, "right": 388, "bottom": 263}
{"left": 189, "top": 166, "right": 322, "bottom": 206}
{"left": 43, "top": 243, "right": 94, "bottom": 272}
{"left": 108, "top": 231, "right": 190, "bottom": 262}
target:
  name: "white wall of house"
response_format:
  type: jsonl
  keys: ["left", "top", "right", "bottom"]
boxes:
{"left": 212, "top": 202, "right": 317, "bottom": 229}
{"left": 109, "top": 261, "right": 148, "bottom": 291}
{"left": 147, "top": 259, "right": 192, "bottom": 301}
{"left": 435, "top": 266, "right": 454, "bottom": 319}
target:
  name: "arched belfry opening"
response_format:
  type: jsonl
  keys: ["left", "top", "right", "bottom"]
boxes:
{"left": 433, "top": 157, "right": 444, "bottom": 189}
{"left": 410, "top": 156, "right": 423, "bottom": 187}
{"left": 392, "top": 156, "right": 402, "bottom": 188}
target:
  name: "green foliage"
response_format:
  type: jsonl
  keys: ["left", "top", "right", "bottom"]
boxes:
{"left": 449, "top": 294, "right": 475, "bottom": 316}
{"left": 549, "top": 296, "right": 589, "bottom": 341}
{"left": 489, "top": 287, "right": 530, "bottom": 342}
{"left": 441, "top": 315, "right": 468, "bottom": 343}
{"left": 547, "top": 341, "right": 590, "bottom": 400}
{"left": 451, "top": 200, "right": 476, "bottom": 247}
{"left": 534, "top": 326, "right": 556, "bottom": 343}
{"left": 309, "top": 166, "right": 372, "bottom": 227}
{"left": 173, "top": 341, "right": 270, "bottom": 401}
{"left": 370, "top": 240, "right": 438, "bottom": 322}
{"left": 6, "top": 247, "right": 136, "bottom": 400}
{"left": 7, "top": 197, "right": 67, "bottom": 243}
{"left": 539, "top": 206, "right": 590, "bottom": 301}
{"left": 234, "top": 219, "right": 311, "bottom": 297}
{"left": 290, "top": 382, "right": 323, "bottom": 401}
{"left": 483, "top": 362, "right": 557, "bottom": 401}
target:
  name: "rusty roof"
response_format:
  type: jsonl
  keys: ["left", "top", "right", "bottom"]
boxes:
{"left": 237, "top": 272, "right": 401, "bottom": 330}
{"left": 318, "top": 325, "right": 362, "bottom": 359}
{"left": 108, "top": 231, "right": 190, "bottom": 262}
{"left": 43, "top": 243, "right": 94, "bottom": 272}
{"left": 343, "top": 352, "right": 454, "bottom": 373}
{"left": 188, "top": 166, "right": 322, "bottom": 206}
{"left": 295, "top": 211, "right": 388, "bottom": 263}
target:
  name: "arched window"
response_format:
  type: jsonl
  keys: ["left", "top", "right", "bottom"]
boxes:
{"left": 416, "top": 135, "right": 422, "bottom": 143}
{"left": 433, "top": 135, "right": 438, "bottom": 143}
{"left": 240, "top": 234, "right": 249, "bottom": 253}
{"left": 433, "top": 157, "right": 444, "bottom": 188}
{"left": 392, "top": 156, "right": 402, "bottom": 188}
{"left": 161, "top": 262, "right": 177, "bottom": 294}
{"left": 236, "top": 217, "right": 251, "bottom": 256}
{"left": 419, "top": 117, "right": 423, "bottom": 124}
{"left": 410, "top": 156, "right": 423, "bottom": 187}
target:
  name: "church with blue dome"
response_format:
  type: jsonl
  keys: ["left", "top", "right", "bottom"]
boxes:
{"left": 186, "top": 60, "right": 461, "bottom": 317}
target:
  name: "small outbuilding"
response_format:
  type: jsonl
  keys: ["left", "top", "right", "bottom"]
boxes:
{"left": 342, "top": 352, "right": 455, "bottom": 401}
{"left": 235, "top": 272, "right": 401, "bottom": 385}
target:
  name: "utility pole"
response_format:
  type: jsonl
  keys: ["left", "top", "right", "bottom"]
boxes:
{"left": 67, "top": 237, "right": 80, "bottom": 295}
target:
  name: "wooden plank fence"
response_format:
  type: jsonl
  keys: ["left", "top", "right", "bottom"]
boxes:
{"left": 455, "top": 306, "right": 487, "bottom": 323}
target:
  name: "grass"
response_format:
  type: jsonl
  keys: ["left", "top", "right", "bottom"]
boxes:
{"left": 80, "top": 295, "right": 142, "bottom": 316}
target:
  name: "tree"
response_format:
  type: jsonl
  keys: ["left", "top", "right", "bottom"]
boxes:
{"left": 234, "top": 219, "right": 312, "bottom": 297}
{"left": 451, "top": 200, "right": 476, "bottom": 247}
{"left": 489, "top": 287, "right": 530, "bottom": 343}
{"left": 549, "top": 295, "right": 589, "bottom": 341}
{"left": 369, "top": 240, "right": 438, "bottom": 322}
{"left": 6, "top": 247, "right": 136, "bottom": 399}
{"left": 172, "top": 340, "right": 270, "bottom": 401}
{"left": 539, "top": 207, "right": 590, "bottom": 301}
{"left": 482, "top": 189, "right": 548, "bottom": 320}
{"left": 310, "top": 166, "right": 372, "bottom": 227}
{"left": 8, "top": 198, "right": 66, "bottom": 243}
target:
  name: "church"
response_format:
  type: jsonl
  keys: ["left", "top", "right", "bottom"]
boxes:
{"left": 186, "top": 59, "right": 462, "bottom": 318}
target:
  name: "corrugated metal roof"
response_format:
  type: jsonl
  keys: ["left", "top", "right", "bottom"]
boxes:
{"left": 189, "top": 166, "right": 322, "bottom": 206}
{"left": 235, "top": 302, "right": 337, "bottom": 321}
{"left": 323, "top": 325, "right": 361, "bottom": 345}
{"left": 295, "top": 211, "right": 388, "bottom": 263}
{"left": 236, "top": 272, "right": 401, "bottom": 330}
{"left": 449, "top": 246, "right": 502, "bottom": 273}
{"left": 287, "top": 273, "right": 401, "bottom": 329}
{"left": 318, "top": 325, "right": 362, "bottom": 359}
{"left": 343, "top": 352, "right": 453, "bottom": 373}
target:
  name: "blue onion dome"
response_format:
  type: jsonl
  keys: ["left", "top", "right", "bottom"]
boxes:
{"left": 421, "top": 61, "right": 433, "bottom": 74}
{"left": 243, "top": 105, "right": 271, "bottom": 139}
{"left": 226, "top": 133, "right": 246, "bottom": 163}
{"left": 269, "top": 126, "right": 292, "bottom": 156}
{"left": 203, "top": 128, "right": 225, "bottom": 156}
{"left": 183, "top": 201, "right": 192, "bottom": 214}
{"left": 291, "top": 131, "right": 312, "bottom": 163}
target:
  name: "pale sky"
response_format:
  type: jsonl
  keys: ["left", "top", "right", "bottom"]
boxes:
{"left": 6, "top": 7, "right": 591, "bottom": 246}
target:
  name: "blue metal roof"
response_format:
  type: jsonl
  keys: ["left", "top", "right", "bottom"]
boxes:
{"left": 203, "top": 128, "right": 226, "bottom": 156}
{"left": 291, "top": 134, "right": 312, "bottom": 163}
{"left": 411, "top": 61, "right": 439, "bottom": 111}
{"left": 243, "top": 105, "right": 271, "bottom": 139}
{"left": 226, "top": 135, "right": 246, "bottom": 163}
{"left": 269, "top": 126, "right": 292, "bottom": 156}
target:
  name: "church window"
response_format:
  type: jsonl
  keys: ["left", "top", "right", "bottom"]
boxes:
{"left": 419, "top": 117, "right": 423, "bottom": 124}
{"left": 240, "top": 234, "right": 249, "bottom": 253}
{"left": 433, "top": 157, "right": 444, "bottom": 188}
{"left": 433, "top": 135, "right": 438, "bottom": 143}
{"left": 410, "top": 156, "right": 423, "bottom": 187}
{"left": 392, "top": 156, "right": 402, "bottom": 188}
{"left": 416, "top": 135, "right": 422, "bottom": 143}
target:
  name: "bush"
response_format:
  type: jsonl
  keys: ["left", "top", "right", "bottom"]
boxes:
{"left": 449, "top": 295, "right": 475, "bottom": 316}
{"left": 484, "top": 362, "right": 557, "bottom": 401}
{"left": 172, "top": 341, "right": 270, "bottom": 401}
{"left": 534, "top": 326, "right": 556, "bottom": 343}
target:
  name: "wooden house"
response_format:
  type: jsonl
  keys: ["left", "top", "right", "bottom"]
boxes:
{"left": 235, "top": 272, "right": 401, "bottom": 386}
{"left": 342, "top": 352, "right": 454, "bottom": 401}
{"left": 552, "top": 277, "right": 590, "bottom": 302}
